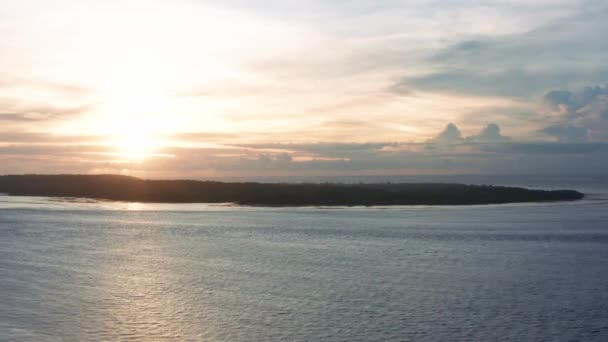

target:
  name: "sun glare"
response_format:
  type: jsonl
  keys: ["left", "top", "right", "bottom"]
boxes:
{"left": 112, "top": 132, "right": 159, "bottom": 162}
{"left": 99, "top": 93, "right": 173, "bottom": 162}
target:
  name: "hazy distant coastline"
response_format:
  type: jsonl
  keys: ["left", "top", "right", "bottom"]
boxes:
{"left": 0, "top": 174, "right": 584, "bottom": 206}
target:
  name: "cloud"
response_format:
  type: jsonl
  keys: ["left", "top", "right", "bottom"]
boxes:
{"left": 467, "top": 123, "right": 511, "bottom": 142}
{"left": 430, "top": 123, "right": 463, "bottom": 144}
{"left": 541, "top": 124, "right": 588, "bottom": 142}
{"left": 0, "top": 106, "right": 86, "bottom": 122}
{"left": 0, "top": 132, "right": 104, "bottom": 144}
{"left": 257, "top": 152, "right": 293, "bottom": 169}
{"left": 232, "top": 142, "right": 389, "bottom": 158}
{"left": 541, "top": 84, "right": 608, "bottom": 141}
{"left": 0, "top": 144, "right": 109, "bottom": 156}
{"left": 0, "top": 78, "right": 93, "bottom": 124}
{"left": 2, "top": 128, "right": 608, "bottom": 177}
{"left": 544, "top": 89, "right": 576, "bottom": 110}
{"left": 428, "top": 122, "right": 512, "bottom": 145}
{"left": 484, "top": 142, "right": 608, "bottom": 155}
{"left": 391, "top": 5, "right": 608, "bottom": 98}
{"left": 544, "top": 85, "right": 608, "bottom": 112}
{"left": 395, "top": 69, "right": 608, "bottom": 98}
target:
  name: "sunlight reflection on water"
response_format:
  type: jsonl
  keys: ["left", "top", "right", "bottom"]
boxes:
{"left": 1, "top": 194, "right": 608, "bottom": 341}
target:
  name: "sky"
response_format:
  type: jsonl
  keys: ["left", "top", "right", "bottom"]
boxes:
{"left": 1, "top": 0, "right": 607, "bottom": 178}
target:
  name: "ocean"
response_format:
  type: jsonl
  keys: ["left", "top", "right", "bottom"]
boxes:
{"left": 1, "top": 175, "right": 608, "bottom": 341}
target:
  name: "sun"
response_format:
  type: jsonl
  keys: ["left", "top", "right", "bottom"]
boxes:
{"left": 97, "top": 93, "right": 174, "bottom": 162}
{"left": 105, "top": 117, "right": 165, "bottom": 163}
{"left": 113, "top": 132, "right": 159, "bottom": 162}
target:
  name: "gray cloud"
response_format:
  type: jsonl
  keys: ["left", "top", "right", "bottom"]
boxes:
{"left": 397, "top": 69, "right": 608, "bottom": 98}
{"left": 541, "top": 84, "right": 608, "bottom": 141}
{"left": 232, "top": 142, "right": 390, "bottom": 159}
{"left": 119, "top": 139, "right": 608, "bottom": 176}
{"left": 430, "top": 123, "right": 463, "bottom": 144}
{"left": 467, "top": 123, "right": 511, "bottom": 142}
{"left": 541, "top": 124, "right": 588, "bottom": 142}
{"left": 256, "top": 153, "right": 293, "bottom": 169}
{"left": 544, "top": 85, "right": 608, "bottom": 112}
{"left": 482, "top": 142, "right": 608, "bottom": 155}
{"left": 392, "top": 5, "right": 608, "bottom": 98}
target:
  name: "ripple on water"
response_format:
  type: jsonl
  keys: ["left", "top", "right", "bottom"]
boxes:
{"left": 1, "top": 203, "right": 608, "bottom": 341}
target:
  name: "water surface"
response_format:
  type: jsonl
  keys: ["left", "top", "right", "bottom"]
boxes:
{"left": 1, "top": 190, "right": 608, "bottom": 341}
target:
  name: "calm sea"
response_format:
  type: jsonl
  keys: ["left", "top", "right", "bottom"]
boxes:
{"left": 1, "top": 175, "right": 608, "bottom": 341}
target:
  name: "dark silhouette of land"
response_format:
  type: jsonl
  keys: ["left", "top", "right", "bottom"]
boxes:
{"left": 0, "top": 174, "right": 584, "bottom": 206}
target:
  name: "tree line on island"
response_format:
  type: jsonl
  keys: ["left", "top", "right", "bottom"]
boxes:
{"left": 0, "top": 174, "right": 584, "bottom": 206}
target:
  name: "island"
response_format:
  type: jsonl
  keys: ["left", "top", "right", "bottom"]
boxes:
{"left": 0, "top": 174, "right": 584, "bottom": 206}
